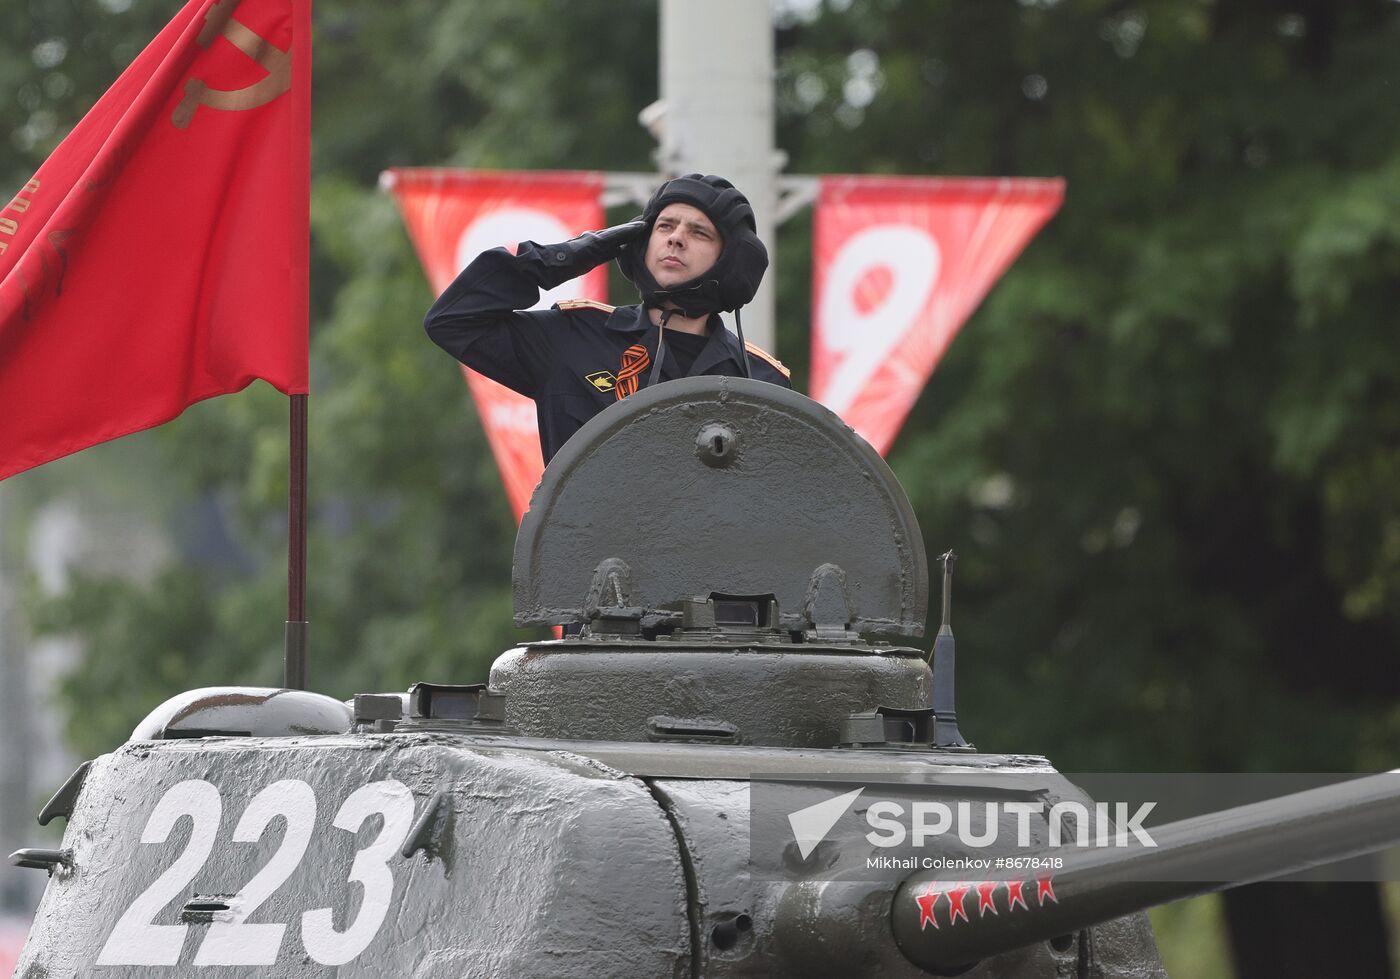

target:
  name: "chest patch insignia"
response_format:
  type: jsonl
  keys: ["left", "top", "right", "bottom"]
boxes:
{"left": 585, "top": 370, "right": 617, "bottom": 392}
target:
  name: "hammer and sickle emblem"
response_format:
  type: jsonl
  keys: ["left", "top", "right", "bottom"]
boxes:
{"left": 172, "top": 0, "right": 292, "bottom": 129}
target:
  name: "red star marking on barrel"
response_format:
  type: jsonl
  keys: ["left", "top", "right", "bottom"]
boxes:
{"left": 1006, "top": 879, "right": 1029, "bottom": 912}
{"left": 1037, "top": 876, "right": 1058, "bottom": 906}
{"left": 976, "top": 881, "right": 1000, "bottom": 917}
{"left": 916, "top": 882, "right": 942, "bottom": 931}
{"left": 945, "top": 883, "right": 971, "bottom": 925}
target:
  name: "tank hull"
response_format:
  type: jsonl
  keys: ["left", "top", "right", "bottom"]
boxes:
{"left": 16, "top": 733, "right": 1164, "bottom": 978}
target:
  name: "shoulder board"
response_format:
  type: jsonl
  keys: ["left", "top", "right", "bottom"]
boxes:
{"left": 556, "top": 298, "right": 617, "bottom": 314}
{"left": 744, "top": 341, "right": 791, "bottom": 379}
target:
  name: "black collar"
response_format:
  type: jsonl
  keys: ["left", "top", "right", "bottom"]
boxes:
{"left": 604, "top": 305, "right": 744, "bottom": 377}
{"left": 689, "top": 318, "right": 745, "bottom": 376}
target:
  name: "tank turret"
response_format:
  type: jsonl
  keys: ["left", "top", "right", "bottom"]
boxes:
{"left": 498, "top": 376, "right": 932, "bottom": 748}
{"left": 10, "top": 378, "right": 1400, "bottom": 978}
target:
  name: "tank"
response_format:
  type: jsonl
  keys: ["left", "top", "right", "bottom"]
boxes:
{"left": 9, "top": 377, "right": 1400, "bottom": 978}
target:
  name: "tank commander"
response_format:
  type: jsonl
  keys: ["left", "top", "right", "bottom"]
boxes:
{"left": 424, "top": 173, "right": 792, "bottom": 463}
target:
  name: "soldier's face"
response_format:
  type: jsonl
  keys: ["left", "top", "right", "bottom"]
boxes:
{"left": 645, "top": 203, "right": 723, "bottom": 289}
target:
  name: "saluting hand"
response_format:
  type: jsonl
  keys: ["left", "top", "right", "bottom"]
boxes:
{"left": 517, "top": 221, "right": 647, "bottom": 290}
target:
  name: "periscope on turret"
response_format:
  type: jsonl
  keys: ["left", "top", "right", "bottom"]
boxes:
{"left": 9, "top": 377, "right": 1400, "bottom": 978}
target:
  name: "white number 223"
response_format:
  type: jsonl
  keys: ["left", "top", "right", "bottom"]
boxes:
{"left": 96, "top": 778, "right": 416, "bottom": 967}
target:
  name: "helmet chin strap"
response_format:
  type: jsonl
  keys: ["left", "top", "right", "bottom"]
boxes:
{"left": 644, "top": 278, "right": 723, "bottom": 320}
{"left": 732, "top": 307, "right": 753, "bottom": 379}
{"left": 647, "top": 306, "right": 752, "bottom": 388}
{"left": 648, "top": 308, "right": 677, "bottom": 389}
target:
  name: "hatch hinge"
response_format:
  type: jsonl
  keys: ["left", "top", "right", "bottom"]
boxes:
{"left": 803, "top": 563, "right": 860, "bottom": 642}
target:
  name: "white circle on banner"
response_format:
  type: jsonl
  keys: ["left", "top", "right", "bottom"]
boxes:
{"left": 817, "top": 224, "right": 939, "bottom": 417}
{"left": 488, "top": 398, "right": 538, "bottom": 434}
{"left": 456, "top": 208, "right": 585, "bottom": 311}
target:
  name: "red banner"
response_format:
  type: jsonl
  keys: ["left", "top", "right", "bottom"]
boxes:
{"left": 1, "top": 916, "right": 26, "bottom": 979}
{"left": 0, "top": 0, "right": 310, "bottom": 481}
{"left": 385, "top": 169, "right": 606, "bottom": 520}
{"left": 811, "top": 176, "right": 1064, "bottom": 455}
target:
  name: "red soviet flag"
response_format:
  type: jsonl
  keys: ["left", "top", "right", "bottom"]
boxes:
{"left": 0, "top": 0, "right": 310, "bottom": 481}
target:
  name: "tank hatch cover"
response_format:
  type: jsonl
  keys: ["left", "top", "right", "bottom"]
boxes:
{"left": 513, "top": 377, "right": 928, "bottom": 637}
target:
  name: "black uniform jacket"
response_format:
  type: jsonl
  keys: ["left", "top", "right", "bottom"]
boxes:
{"left": 424, "top": 246, "right": 792, "bottom": 463}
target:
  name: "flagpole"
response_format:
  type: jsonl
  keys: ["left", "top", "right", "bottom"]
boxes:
{"left": 285, "top": 394, "right": 308, "bottom": 689}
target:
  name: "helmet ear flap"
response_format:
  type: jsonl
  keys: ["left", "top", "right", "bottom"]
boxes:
{"left": 716, "top": 230, "right": 767, "bottom": 311}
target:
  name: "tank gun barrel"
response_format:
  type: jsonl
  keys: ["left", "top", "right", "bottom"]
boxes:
{"left": 891, "top": 771, "right": 1400, "bottom": 973}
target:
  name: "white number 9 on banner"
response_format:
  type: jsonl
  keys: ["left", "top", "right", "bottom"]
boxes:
{"left": 816, "top": 224, "right": 939, "bottom": 419}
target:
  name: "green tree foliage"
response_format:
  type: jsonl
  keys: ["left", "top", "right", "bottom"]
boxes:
{"left": 773, "top": 0, "right": 1400, "bottom": 776}
{"left": 6, "top": 0, "right": 1398, "bottom": 786}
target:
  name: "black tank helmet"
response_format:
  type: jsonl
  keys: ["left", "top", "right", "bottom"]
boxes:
{"left": 618, "top": 173, "right": 769, "bottom": 318}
